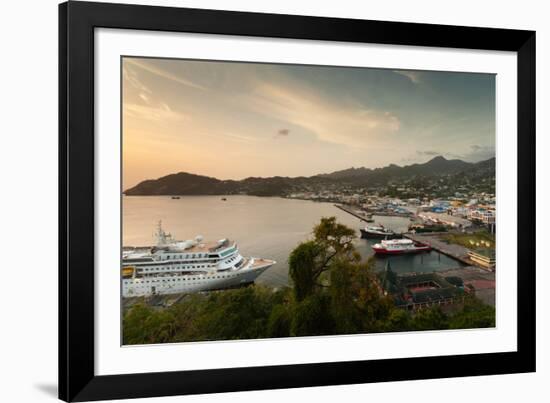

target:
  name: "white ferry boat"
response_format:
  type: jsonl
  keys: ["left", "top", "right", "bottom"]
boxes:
{"left": 122, "top": 222, "right": 275, "bottom": 297}
{"left": 372, "top": 239, "right": 431, "bottom": 255}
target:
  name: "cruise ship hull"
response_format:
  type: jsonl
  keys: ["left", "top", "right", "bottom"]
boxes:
{"left": 122, "top": 223, "right": 276, "bottom": 298}
{"left": 122, "top": 261, "right": 274, "bottom": 297}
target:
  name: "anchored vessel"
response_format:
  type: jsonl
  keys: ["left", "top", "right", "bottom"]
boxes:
{"left": 122, "top": 222, "right": 275, "bottom": 297}
{"left": 372, "top": 239, "right": 431, "bottom": 255}
{"left": 360, "top": 224, "right": 400, "bottom": 239}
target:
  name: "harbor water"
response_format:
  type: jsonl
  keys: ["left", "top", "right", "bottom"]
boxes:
{"left": 123, "top": 195, "right": 464, "bottom": 287}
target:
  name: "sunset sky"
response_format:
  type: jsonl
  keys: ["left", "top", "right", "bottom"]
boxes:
{"left": 122, "top": 57, "right": 495, "bottom": 189}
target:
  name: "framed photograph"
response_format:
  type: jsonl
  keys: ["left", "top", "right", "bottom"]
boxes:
{"left": 59, "top": 1, "right": 535, "bottom": 401}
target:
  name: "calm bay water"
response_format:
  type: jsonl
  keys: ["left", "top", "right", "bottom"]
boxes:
{"left": 123, "top": 196, "right": 464, "bottom": 287}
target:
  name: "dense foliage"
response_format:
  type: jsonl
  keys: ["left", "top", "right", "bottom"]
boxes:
{"left": 123, "top": 217, "right": 495, "bottom": 345}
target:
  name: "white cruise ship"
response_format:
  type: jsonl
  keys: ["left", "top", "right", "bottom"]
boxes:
{"left": 122, "top": 222, "right": 275, "bottom": 297}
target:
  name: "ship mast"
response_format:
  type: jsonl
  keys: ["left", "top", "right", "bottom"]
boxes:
{"left": 155, "top": 220, "right": 168, "bottom": 246}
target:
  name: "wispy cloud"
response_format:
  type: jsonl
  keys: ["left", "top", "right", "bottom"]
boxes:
{"left": 402, "top": 145, "right": 494, "bottom": 163}
{"left": 123, "top": 66, "right": 152, "bottom": 94}
{"left": 463, "top": 144, "right": 495, "bottom": 161}
{"left": 222, "top": 132, "right": 259, "bottom": 144}
{"left": 125, "top": 58, "right": 207, "bottom": 91}
{"left": 123, "top": 62, "right": 195, "bottom": 123}
{"left": 393, "top": 70, "right": 421, "bottom": 84}
{"left": 124, "top": 102, "right": 188, "bottom": 122}
{"left": 416, "top": 150, "right": 440, "bottom": 157}
{"left": 401, "top": 150, "right": 441, "bottom": 162}
{"left": 242, "top": 81, "right": 400, "bottom": 150}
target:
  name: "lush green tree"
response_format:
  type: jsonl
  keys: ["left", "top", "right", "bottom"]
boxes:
{"left": 123, "top": 303, "right": 153, "bottom": 344}
{"left": 349, "top": 258, "right": 394, "bottom": 332}
{"left": 123, "top": 303, "right": 176, "bottom": 344}
{"left": 289, "top": 217, "right": 393, "bottom": 334}
{"left": 168, "top": 293, "right": 210, "bottom": 341}
{"left": 384, "top": 308, "right": 413, "bottom": 332}
{"left": 412, "top": 306, "right": 449, "bottom": 331}
{"left": 289, "top": 217, "right": 357, "bottom": 301}
{"left": 312, "top": 216, "right": 357, "bottom": 255}
{"left": 288, "top": 241, "right": 323, "bottom": 301}
{"left": 328, "top": 259, "right": 359, "bottom": 333}
{"left": 193, "top": 286, "right": 277, "bottom": 340}
{"left": 449, "top": 296, "right": 495, "bottom": 329}
{"left": 267, "top": 303, "right": 292, "bottom": 337}
{"left": 328, "top": 257, "right": 393, "bottom": 333}
{"left": 290, "top": 293, "right": 335, "bottom": 336}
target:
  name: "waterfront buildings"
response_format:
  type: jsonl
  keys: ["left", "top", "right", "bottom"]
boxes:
{"left": 378, "top": 266, "right": 465, "bottom": 310}
{"left": 467, "top": 249, "right": 496, "bottom": 270}
{"left": 468, "top": 208, "right": 496, "bottom": 225}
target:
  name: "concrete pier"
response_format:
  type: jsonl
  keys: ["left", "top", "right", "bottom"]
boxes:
{"left": 334, "top": 204, "right": 371, "bottom": 221}
{"left": 334, "top": 204, "right": 410, "bottom": 220}
{"left": 403, "top": 233, "right": 477, "bottom": 267}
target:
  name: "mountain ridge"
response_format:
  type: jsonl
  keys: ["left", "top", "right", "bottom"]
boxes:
{"left": 316, "top": 155, "right": 476, "bottom": 180}
{"left": 124, "top": 156, "right": 495, "bottom": 196}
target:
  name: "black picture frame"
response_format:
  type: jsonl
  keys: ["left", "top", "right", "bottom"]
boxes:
{"left": 59, "top": 1, "right": 536, "bottom": 401}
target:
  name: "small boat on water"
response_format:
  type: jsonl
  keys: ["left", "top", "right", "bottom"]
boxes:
{"left": 360, "top": 224, "right": 400, "bottom": 239}
{"left": 372, "top": 239, "right": 431, "bottom": 255}
{"left": 171, "top": 196, "right": 181, "bottom": 199}
{"left": 221, "top": 197, "right": 227, "bottom": 201}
